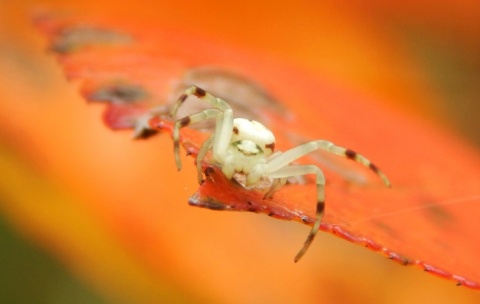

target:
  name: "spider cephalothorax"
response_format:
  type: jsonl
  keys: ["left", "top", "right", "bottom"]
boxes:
{"left": 221, "top": 118, "right": 276, "bottom": 185}
{"left": 171, "top": 85, "right": 391, "bottom": 262}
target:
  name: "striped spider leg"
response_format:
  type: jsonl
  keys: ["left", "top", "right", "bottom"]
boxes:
{"left": 261, "top": 141, "right": 391, "bottom": 261}
{"left": 171, "top": 85, "right": 391, "bottom": 262}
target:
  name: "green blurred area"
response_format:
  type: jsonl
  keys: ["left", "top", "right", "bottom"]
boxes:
{"left": 0, "top": 214, "right": 105, "bottom": 304}
{"left": 404, "top": 27, "right": 480, "bottom": 147}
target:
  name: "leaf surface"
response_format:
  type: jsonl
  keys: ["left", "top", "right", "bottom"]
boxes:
{"left": 35, "top": 12, "right": 480, "bottom": 288}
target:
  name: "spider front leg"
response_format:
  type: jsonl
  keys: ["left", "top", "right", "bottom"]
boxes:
{"left": 196, "top": 135, "right": 213, "bottom": 184}
{"left": 170, "top": 85, "right": 231, "bottom": 117}
{"left": 267, "top": 140, "right": 391, "bottom": 187}
{"left": 173, "top": 109, "right": 221, "bottom": 170}
{"left": 171, "top": 86, "right": 234, "bottom": 171}
{"left": 266, "top": 164, "right": 326, "bottom": 262}
{"left": 263, "top": 177, "right": 287, "bottom": 199}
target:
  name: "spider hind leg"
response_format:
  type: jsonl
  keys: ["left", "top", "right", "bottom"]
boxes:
{"left": 266, "top": 164, "right": 326, "bottom": 262}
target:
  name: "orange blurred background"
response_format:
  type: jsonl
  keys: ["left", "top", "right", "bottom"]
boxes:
{"left": 1, "top": 0, "right": 479, "bottom": 303}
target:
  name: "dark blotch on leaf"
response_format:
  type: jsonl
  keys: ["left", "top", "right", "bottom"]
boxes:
{"left": 373, "top": 221, "right": 398, "bottom": 239}
{"left": 425, "top": 204, "right": 455, "bottom": 227}
{"left": 174, "top": 67, "right": 287, "bottom": 130}
{"left": 51, "top": 26, "right": 133, "bottom": 54}
{"left": 89, "top": 83, "right": 148, "bottom": 103}
{"left": 188, "top": 197, "right": 227, "bottom": 210}
{"left": 135, "top": 128, "right": 159, "bottom": 139}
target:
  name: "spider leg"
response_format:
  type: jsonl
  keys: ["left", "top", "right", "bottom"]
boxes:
{"left": 263, "top": 178, "right": 287, "bottom": 199}
{"left": 211, "top": 108, "right": 234, "bottom": 162}
{"left": 170, "top": 85, "right": 232, "bottom": 118}
{"left": 266, "top": 164, "right": 326, "bottom": 262}
{"left": 267, "top": 140, "right": 391, "bottom": 187}
{"left": 196, "top": 135, "right": 213, "bottom": 184}
{"left": 173, "top": 109, "right": 221, "bottom": 170}
{"left": 171, "top": 85, "right": 235, "bottom": 170}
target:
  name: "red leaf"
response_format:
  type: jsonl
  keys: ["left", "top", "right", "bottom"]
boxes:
{"left": 35, "top": 12, "right": 480, "bottom": 288}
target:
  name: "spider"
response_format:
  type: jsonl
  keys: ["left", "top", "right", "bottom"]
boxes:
{"left": 170, "top": 85, "right": 391, "bottom": 262}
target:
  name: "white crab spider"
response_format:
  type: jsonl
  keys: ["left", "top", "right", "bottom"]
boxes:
{"left": 171, "top": 86, "right": 391, "bottom": 262}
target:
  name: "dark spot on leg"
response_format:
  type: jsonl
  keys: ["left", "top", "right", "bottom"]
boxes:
{"left": 369, "top": 162, "right": 379, "bottom": 173}
{"left": 247, "top": 201, "right": 252, "bottom": 206}
{"left": 179, "top": 93, "right": 188, "bottom": 103}
{"left": 180, "top": 116, "right": 191, "bottom": 127}
{"left": 316, "top": 201, "right": 325, "bottom": 214}
{"left": 345, "top": 149, "right": 357, "bottom": 160}
{"left": 268, "top": 212, "right": 274, "bottom": 216}
{"left": 233, "top": 126, "right": 239, "bottom": 134}
{"left": 193, "top": 87, "right": 206, "bottom": 97}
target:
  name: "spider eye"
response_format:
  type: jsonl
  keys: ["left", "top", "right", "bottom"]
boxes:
{"left": 234, "top": 140, "right": 262, "bottom": 156}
